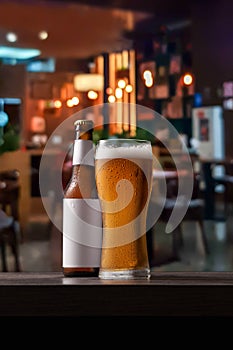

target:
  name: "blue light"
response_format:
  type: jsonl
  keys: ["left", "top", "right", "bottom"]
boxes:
{"left": 26, "top": 58, "right": 55, "bottom": 72}
{"left": 0, "top": 99, "right": 9, "bottom": 127}
{"left": 194, "top": 93, "right": 203, "bottom": 107}
{"left": 0, "top": 112, "right": 9, "bottom": 127}
{"left": 0, "top": 46, "right": 41, "bottom": 60}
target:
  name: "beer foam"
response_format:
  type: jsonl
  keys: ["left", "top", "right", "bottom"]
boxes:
{"left": 95, "top": 141, "right": 152, "bottom": 160}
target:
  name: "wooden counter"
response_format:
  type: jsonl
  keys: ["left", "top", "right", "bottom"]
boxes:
{"left": 0, "top": 272, "right": 233, "bottom": 317}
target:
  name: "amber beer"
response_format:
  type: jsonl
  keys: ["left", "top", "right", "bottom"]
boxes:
{"left": 95, "top": 139, "right": 153, "bottom": 279}
{"left": 63, "top": 119, "right": 102, "bottom": 277}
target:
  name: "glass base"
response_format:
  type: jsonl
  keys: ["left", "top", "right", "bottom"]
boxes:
{"left": 98, "top": 268, "right": 151, "bottom": 280}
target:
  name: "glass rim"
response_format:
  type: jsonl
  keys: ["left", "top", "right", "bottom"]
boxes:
{"left": 97, "top": 138, "right": 151, "bottom": 146}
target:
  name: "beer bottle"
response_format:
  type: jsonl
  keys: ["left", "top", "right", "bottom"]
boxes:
{"left": 62, "top": 119, "right": 102, "bottom": 277}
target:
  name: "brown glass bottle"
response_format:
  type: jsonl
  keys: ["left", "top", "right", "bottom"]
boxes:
{"left": 62, "top": 119, "right": 102, "bottom": 277}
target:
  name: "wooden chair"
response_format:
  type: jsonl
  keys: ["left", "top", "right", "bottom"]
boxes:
{"left": 213, "top": 163, "right": 233, "bottom": 217}
{"left": 0, "top": 209, "right": 21, "bottom": 271}
{"left": 0, "top": 169, "right": 20, "bottom": 221}
{"left": 160, "top": 173, "right": 209, "bottom": 258}
{"left": 147, "top": 172, "right": 209, "bottom": 266}
{"left": 0, "top": 169, "right": 21, "bottom": 271}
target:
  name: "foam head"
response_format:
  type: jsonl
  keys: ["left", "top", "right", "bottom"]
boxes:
{"left": 95, "top": 139, "right": 152, "bottom": 160}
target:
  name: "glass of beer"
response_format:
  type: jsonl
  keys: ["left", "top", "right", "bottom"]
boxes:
{"left": 95, "top": 139, "right": 153, "bottom": 280}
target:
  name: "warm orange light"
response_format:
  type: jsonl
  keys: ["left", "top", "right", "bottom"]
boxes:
{"left": 108, "top": 95, "right": 116, "bottom": 103}
{"left": 66, "top": 99, "right": 74, "bottom": 107}
{"left": 125, "top": 84, "right": 133, "bottom": 93}
{"left": 71, "top": 96, "right": 80, "bottom": 105}
{"left": 30, "top": 116, "right": 45, "bottom": 133}
{"left": 38, "top": 30, "right": 48, "bottom": 40}
{"left": 74, "top": 74, "right": 103, "bottom": 91}
{"left": 143, "top": 70, "right": 153, "bottom": 87}
{"left": 115, "top": 88, "right": 123, "bottom": 99}
{"left": 117, "top": 79, "right": 126, "bottom": 89}
{"left": 106, "top": 87, "right": 113, "bottom": 95}
{"left": 183, "top": 73, "right": 193, "bottom": 86}
{"left": 143, "top": 70, "right": 152, "bottom": 80}
{"left": 87, "top": 90, "right": 98, "bottom": 100}
{"left": 54, "top": 100, "right": 62, "bottom": 108}
{"left": 145, "top": 77, "right": 153, "bottom": 87}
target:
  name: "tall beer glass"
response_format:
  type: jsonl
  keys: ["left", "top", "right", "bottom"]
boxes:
{"left": 95, "top": 139, "right": 153, "bottom": 279}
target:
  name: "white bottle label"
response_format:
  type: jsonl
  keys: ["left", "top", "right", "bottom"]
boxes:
{"left": 63, "top": 198, "right": 102, "bottom": 268}
{"left": 72, "top": 140, "right": 94, "bottom": 166}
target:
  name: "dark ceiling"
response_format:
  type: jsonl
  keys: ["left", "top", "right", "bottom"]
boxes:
{"left": 0, "top": 0, "right": 195, "bottom": 59}
{"left": 49, "top": 0, "right": 192, "bottom": 26}
{"left": 46, "top": 0, "right": 194, "bottom": 38}
{"left": 48, "top": 0, "right": 191, "bottom": 16}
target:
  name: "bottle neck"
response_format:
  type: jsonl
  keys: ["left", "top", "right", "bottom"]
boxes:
{"left": 72, "top": 140, "right": 94, "bottom": 166}
{"left": 71, "top": 123, "right": 94, "bottom": 166}
{"left": 75, "top": 127, "right": 93, "bottom": 141}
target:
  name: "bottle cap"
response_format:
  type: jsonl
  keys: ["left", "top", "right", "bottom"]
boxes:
{"left": 74, "top": 119, "right": 94, "bottom": 127}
